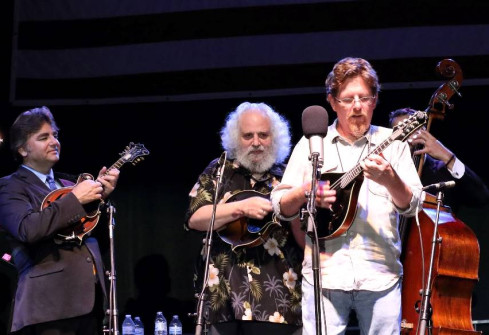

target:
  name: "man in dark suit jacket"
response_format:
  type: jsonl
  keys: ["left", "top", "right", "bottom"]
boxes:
{"left": 0, "top": 107, "right": 120, "bottom": 335}
{"left": 389, "top": 107, "right": 489, "bottom": 210}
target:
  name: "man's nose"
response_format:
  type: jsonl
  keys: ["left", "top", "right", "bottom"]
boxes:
{"left": 352, "top": 97, "right": 362, "bottom": 107}
{"left": 49, "top": 136, "right": 59, "bottom": 146}
{"left": 252, "top": 134, "right": 260, "bottom": 146}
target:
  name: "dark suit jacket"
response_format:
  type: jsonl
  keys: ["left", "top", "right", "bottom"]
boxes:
{"left": 421, "top": 155, "right": 489, "bottom": 212}
{"left": 0, "top": 166, "right": 107, "bottom": 332}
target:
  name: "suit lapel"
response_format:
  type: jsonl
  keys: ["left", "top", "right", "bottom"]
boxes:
{"left": 17, "top": 166, "right": 49, "bottom": 191}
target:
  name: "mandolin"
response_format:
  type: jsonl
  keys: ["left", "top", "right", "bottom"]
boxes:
{"left": 217, "top": 190, "right": 281, "bottom": 251}
{"left": 314, "top": 110, "right": 428, "bottom": 240}
{"left": 41, "top": 142, "right": 149, "bottom": 244}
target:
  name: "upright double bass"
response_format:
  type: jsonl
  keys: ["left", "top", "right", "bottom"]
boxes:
{"left": 400, "top": 59, "right": 481, "bottom": 334}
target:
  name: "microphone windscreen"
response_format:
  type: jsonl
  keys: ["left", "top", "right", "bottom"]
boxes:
{"left": 302, "top": 106, "right": 329, "bottom": 138}
{"left": 443, "top": 180, "right": 456, "bottom": 188}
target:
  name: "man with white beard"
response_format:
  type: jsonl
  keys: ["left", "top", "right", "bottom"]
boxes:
{"left": 185, "top": 102, "right": 303, "bottom": 335}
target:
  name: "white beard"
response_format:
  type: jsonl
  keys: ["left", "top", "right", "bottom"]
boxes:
{"left": 236, "top": 145, "right": 276, "bottom": 174}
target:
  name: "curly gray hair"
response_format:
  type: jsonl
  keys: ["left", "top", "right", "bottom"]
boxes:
{"left": 220, "top": 102, "right": 291, "bottom": 164}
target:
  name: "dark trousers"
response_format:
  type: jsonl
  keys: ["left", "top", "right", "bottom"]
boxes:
{"left": 16, "top": 313, "right": 99, "bottom": 335}
{"left": 14, "top": 284, "right": 105, "bottom": 335}
{"left": 209, "top": 321, "right": 302, "bottom": 335}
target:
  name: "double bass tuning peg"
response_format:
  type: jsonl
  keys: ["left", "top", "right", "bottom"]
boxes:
{"left": 448, "top": 80, "right": 462, "bottom": 98}
{"left": 436, "top": 92, "right": 454, "bottom": 110}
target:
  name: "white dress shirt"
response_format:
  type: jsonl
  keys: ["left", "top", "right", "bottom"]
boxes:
{"left": 271, "top": 120, "right": 423, "bottom": 291}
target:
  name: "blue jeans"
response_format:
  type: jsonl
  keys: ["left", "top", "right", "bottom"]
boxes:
{"left": 302, "top": 278, "right": 401, "bottom": 335}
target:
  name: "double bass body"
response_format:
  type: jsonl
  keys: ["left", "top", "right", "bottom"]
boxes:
{"left": 401, "top": 194, "right": 481, "bottom": 334}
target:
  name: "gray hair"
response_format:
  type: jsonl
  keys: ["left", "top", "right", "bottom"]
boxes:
{"left": 220, "top": 102, "right": 291, "bottom": 164}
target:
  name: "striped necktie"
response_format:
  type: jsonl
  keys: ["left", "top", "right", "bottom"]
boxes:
{"left": 46, "top": 176, "right": 57, "bottom": 191}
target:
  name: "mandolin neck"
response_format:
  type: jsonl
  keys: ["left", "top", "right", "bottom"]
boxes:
{"left": 333, "top": 127, "right": 406, "bottom": 191}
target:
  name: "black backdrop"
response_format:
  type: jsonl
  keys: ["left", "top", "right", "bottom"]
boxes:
{"left": 1, "top": 1, "right": 489, "bottom": 334}
{"left": 2, "top": 88, "right": 489, "bottom": 333}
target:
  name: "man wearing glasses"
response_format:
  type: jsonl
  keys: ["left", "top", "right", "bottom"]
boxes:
{"left": 271, "top": 57, "right": 422, "bottom": 335}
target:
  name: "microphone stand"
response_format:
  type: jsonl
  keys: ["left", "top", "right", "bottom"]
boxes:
{"left": 104, "top": 201, "right": 119, "bottom": 335}
{"left": 194, "top": 153, "right": 227, "bottom": 335}
{"left": 417, "top": 190, "right": 444, "bottom": 335}
{"left": 301, "top": 152, "right": 324, "bottom": 335}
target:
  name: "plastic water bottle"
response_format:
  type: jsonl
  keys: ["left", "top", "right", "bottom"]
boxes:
{"left": 168, "top": 315, "right": 182, "bottom": 335}
{"left": 154, "top": 311, "right": 167, "bottom": 335}
{"left": 134, "top": 316, "right": 144, "bottom": 335}
{"left": 122, "top": 315, "right": 135, "bottom": 335}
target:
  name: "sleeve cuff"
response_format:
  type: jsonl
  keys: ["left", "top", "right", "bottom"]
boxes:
{"left": 447, "top": 157, "right": 465, "bottom": 179}
{"left": 275, "top": 210, "right": 300, "bottom": 221}
{"left": 394, "top": 188, "right": 422, "bottom": 217}
{"left": 271, "top": 184, "right": 300, "bottom": 221}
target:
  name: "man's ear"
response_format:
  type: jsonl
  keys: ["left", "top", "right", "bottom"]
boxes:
{"left": 18, "top": 147, "right": 27, "bottom": 157}
{"left": 326, "top": 94, "right": 336, "bottom": 113}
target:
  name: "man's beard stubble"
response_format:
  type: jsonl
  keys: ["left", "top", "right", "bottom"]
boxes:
{"left": 236, "top": 145, "right": 276, "bottom": 174}
{"left": 349, "top": 115, "right": 370, "bottom": 140}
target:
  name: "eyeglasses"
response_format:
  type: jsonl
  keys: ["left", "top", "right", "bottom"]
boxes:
{"left": 334, "top": 96, "right": 376, "bottom": 106}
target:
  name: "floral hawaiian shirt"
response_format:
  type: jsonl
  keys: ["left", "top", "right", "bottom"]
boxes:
{"left": 185, "top": 158, "right": 303, "bottom": 326}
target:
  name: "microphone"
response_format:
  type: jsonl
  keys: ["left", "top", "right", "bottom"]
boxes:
{"left": 422, "top": 180, "right": 456, "bottom": 191}
{"left": 216, "top": 151, "right": 227, "bottom": 184}
{"left": 302, "top": 105, "right": 329, "bottom": 164}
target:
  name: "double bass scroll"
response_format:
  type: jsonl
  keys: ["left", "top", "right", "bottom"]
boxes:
{"left": 416, "top": 59, "right": 463, "bottom": 176}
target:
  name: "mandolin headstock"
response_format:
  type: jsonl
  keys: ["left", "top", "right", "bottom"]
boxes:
{"left": 392, "top": 110, "right": 428, "bottom": 142}
{"left": 119, "top": 142, "right": 150, "bottom": 166}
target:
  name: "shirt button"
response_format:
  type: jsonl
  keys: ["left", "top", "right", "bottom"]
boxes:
{"left": 86, "top": 257, "right": 92, "bottom": 263}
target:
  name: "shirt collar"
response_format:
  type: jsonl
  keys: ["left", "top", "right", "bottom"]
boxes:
{"left": 329, "top": 118, "right": 375, "bottom": 146}
{"left": 21, "top": 164, "right": 54, "bottom": 184}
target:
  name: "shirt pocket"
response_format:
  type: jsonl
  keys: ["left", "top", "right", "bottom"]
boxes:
{"left": 367, "top": 179, "right": 390, "bottom": 199}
